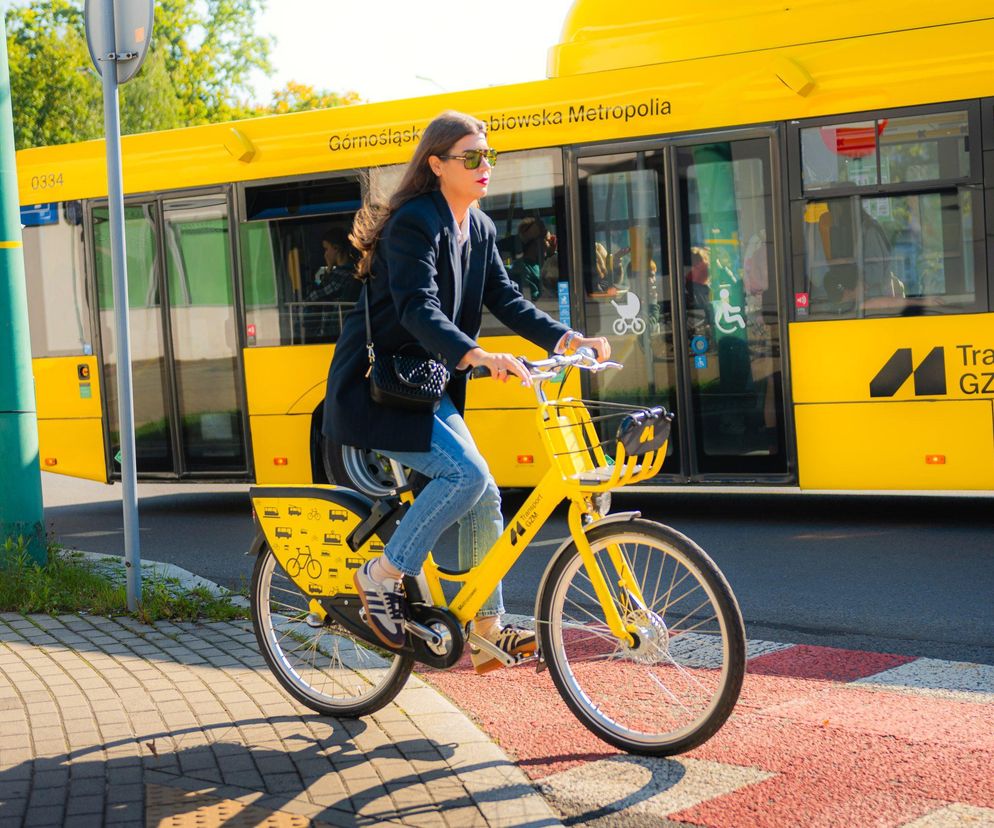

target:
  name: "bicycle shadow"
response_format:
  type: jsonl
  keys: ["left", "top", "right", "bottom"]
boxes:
{"left": 0, "top": 717, "right": 557, "bottom": 827}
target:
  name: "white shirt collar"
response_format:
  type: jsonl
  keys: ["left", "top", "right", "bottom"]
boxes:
{"left": 450, "top": 207, "right": 470, "bottom": 248}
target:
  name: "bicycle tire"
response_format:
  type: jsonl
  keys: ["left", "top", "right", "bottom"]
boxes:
{"left": 321, "top": 435, "right": 430, "bottom": 499}
{"left": 251, "top": 543, "right": 414, "bottom": 717}
{"left": 305, "top": 558, "right": 322, "bottom": 579}
{"left": 537, "top": 518, "right": 745, "bottom": 756}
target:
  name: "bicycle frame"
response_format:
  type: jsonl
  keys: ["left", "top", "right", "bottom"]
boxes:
{"left": 407, "top": 356, "right": 669, "bottom": 644}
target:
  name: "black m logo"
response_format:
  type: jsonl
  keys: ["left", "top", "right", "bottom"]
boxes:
{"left": 869, "top": 347, "right": 946, "bottom": 397}
{"left": 509, "top": 521, "right": 526, "bottom": 546}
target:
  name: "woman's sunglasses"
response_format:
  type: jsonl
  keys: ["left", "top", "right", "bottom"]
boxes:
{"left": 437, "top": 148, "right": 498, "bottom": 170}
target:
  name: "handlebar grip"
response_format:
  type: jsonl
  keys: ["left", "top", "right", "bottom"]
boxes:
{"left": 468, "top": 365, "right": 492, "bottom": 380}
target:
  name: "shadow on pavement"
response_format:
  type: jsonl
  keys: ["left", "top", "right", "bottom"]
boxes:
{"left": 0, "top": 717, "right": 552, "bottom": 826}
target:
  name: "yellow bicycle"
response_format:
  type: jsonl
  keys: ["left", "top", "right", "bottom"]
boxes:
{"left": 248, "top": 351, "right": 746, "bottom": 756}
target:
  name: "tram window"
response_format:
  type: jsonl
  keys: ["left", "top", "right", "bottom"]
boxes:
{"left": 21, "top": 201, "right": 92, "bottom": 357}
{"left": 240, "top": 178, "right": 362, "bottom": 347}
{"left": 879, "top": 112, "right": 970, "bottom": 184}
{"left": 800, "top": 110, "right": 970, "bottom": 192}
{"left": 801, "top": 190, "right": 981, "bottom": 317}
{"left": 801, "top": 120, "right": 880, "bottom": 190}
{"left": 577, "top": 154, "right": 669, "bottom": 342}
{"left": 478, "top": 148, "right": 566, "bottom": 335}
{"left": 576, "top": 150, "right": 676, "bottom": 426}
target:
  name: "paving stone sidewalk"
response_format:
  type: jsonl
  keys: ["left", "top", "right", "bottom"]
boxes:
{"left": 0, "top": 613, "right": 562, "bottom": 828}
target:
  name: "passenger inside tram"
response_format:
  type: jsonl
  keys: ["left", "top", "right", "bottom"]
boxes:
{"left": 626, "top": 228, "right": 661, "bottom": 333}
{"left": 508, "top": 217, "right": 552, "bottom": 300}
{"left": 685, "top": 246, "right": 713, "bottom": 335}
{"left": 822, "top": 263, "right": 860, "bottom": 317}
{"left": 589, "top": 241, "right": 616, "bottom": 296}
{"left": 815, "top": 200, "right": 906, "bottom": 315}
{"left": 305, "top": 228, "right": 361, "bottom": 340}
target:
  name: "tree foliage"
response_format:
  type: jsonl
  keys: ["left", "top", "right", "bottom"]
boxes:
{"left": 4, "top": 0, "right": 360, "bottom": 150}
{"left": 257, "top": 81, "right": 362, "bottom": 116}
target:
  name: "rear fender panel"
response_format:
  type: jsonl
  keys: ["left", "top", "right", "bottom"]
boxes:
{"left": 249, "top": 485, "right": 382, "bottom": 598}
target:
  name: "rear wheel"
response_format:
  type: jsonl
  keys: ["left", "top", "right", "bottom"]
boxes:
{"left": 251, "top": 544, "right": 413, "bottom": 717}
{"left": 322, "top": 437, "right": 399, "bottom": 497}
{"left": 537, "top": 518, "right": 745, "bottom": 756}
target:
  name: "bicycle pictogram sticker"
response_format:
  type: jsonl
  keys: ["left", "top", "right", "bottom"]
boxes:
{"left": 285, "top": 546, "right": 322, "bottom": 579}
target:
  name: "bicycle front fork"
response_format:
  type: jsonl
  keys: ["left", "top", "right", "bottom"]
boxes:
{"left": 567, "top": 503, "right": 641, "bottom": 646}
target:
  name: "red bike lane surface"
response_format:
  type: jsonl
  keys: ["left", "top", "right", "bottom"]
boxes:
{"left": 422, "top": 644, "right": 994, "bottom": 826}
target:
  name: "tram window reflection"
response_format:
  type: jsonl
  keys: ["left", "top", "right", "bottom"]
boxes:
{"left": 802, "top": 191, "right": 979, "bottom": 318}
{"left": 22, "top": 201, "right": 91, "bottom": 358}
{"left": 479, "top": 148, "right": 566, "bottom": 334}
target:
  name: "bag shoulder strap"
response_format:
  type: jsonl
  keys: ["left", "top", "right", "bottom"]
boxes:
{"left": 363, "top": 283, "right": 375, "bottom": 366}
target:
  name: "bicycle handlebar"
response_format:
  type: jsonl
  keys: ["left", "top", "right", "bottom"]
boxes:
{"left": 467, "top": 347, "right": 622, "bottom": 388}
{"left": 521, "top": 348, "right": 622, "bottom": 379}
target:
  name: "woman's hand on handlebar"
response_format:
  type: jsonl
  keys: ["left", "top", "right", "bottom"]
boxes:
{"left": 459, "top": 347, "right": 532, "bottom": 386}
{"left": 567, "top": 334, "right": 612, "bottom": 362}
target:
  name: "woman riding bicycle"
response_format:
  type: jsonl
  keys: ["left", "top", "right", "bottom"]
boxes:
{"left": 322, "top": 110, "right": 608, "bottom": 671}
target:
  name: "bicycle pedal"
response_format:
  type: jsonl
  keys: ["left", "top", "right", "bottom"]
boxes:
{"left": 466, "top": 633, "right": 519, "bottom": 669}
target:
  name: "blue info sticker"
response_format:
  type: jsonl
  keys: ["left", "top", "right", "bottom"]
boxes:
{"left": 557, "top": 281, "right": 571, "bottom": 329}
{"left": 694, "top": 355, "right": 708, "bottom": 369}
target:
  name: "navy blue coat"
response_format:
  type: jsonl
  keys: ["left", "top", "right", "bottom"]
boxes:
{"left": 322, "top": 190, "right": 569, "bottom": 452}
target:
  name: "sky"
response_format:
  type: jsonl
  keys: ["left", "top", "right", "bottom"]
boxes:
{"left": 250, "top": 0, "right": 577, "bottom": 104}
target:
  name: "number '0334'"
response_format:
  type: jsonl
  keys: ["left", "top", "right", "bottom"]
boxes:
{"left": 31, "top": 173, "right": 63, "bottom": 190}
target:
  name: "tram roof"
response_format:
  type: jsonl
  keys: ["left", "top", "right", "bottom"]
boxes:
{"left": 15, "top": 1, "right": 994, "bottom": 205}
{"left": 548, "top": 0, "right": 988, "bottom": 77}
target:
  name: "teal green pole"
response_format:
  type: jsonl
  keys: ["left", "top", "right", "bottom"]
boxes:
{"left": 0, "top": 14, "right": 46, "bottom": 563}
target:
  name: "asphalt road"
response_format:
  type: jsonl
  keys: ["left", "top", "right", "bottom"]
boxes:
{"left": 42, "top": 473, "right": 994, "bottom": 665}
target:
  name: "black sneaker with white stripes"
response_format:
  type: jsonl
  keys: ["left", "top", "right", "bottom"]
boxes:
{"left": 353, "top": 560, "right": 408, "bottom": 649}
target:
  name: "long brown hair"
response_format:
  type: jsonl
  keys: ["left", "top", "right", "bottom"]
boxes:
{"left": 350, "top": 110, "right": 486, "bottom": 278}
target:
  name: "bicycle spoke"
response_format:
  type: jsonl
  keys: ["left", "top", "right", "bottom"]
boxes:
{"left": 668, "top": 612, "right": 720, "bottom": 637}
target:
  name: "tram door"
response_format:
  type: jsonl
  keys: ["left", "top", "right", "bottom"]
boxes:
{"left": 574, "top": 136, "right": 787, "bottom": 480}
{"left": 90, "top": 192, "right": 248, "bottom": 478}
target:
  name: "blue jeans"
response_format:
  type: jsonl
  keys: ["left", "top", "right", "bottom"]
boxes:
{"left": 377, "top": 395, "right": 504, "bottom": 617}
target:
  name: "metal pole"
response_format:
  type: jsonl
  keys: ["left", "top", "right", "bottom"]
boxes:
{"left": 0, "top": 14, "right": 45, "bottom": 562}
{"left": 99, "top": 0, "right": 141, "bottom": 611}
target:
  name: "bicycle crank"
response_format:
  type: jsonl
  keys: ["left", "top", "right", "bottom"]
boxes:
{"left": 406, "top": 605, "right": 465, "bottom": 669}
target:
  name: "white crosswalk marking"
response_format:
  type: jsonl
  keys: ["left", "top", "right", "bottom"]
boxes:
{"left": 538, "top": 755, "right": 773, "bottom": 823}
{"left": 854, "top": 658, "right": 994, "bottom": 702}
{"left": 902, "top": 804, "right": 994, "bottom": 827}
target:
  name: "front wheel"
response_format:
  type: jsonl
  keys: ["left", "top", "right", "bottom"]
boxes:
{"left": 537, "top": 519, "right": 745, "bottom": 756}
{"left": 251, "top": 544, "right": 414, "bottom": 717}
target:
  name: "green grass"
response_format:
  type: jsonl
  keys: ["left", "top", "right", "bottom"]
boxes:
{"left": 0, "top": 536, "right": 249, "bottom": 624}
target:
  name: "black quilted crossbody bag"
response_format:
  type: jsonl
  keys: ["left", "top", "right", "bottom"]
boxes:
{"left": 364, "top": 287, "right": 450, "bottom": 412}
